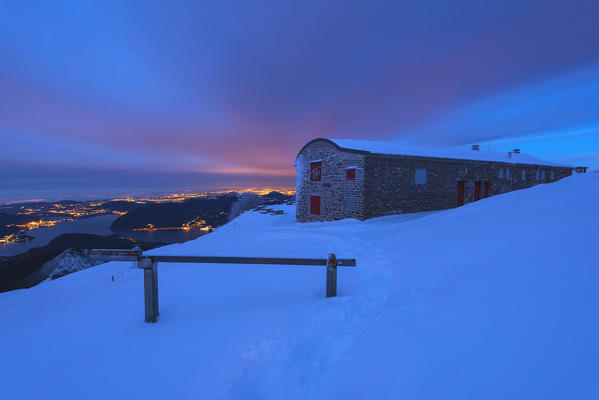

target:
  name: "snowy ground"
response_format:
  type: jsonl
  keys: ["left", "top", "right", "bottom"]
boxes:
{"left": 1, "top": 173, "right": 598, "bottom": 399}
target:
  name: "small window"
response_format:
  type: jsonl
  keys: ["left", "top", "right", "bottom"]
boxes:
{"left": 498, "top": 168, "right": 504, "bottom": 178}
{"left": 522, "top": 170, "right": 526, "bottom": 180}
{"left": 310, "top": 162, "right": 322, "bottom": 181}
{"left": 344, "top": 197, "right": 356, "bottom": 211}
{"left": 346, "top": 168, "right": 356, "bottom": 180}
{"left": 415, "top": 169, "right": 427, "bottom": 185}
{"left": 550, "top": 170, "right": 555, "bottom": 180}
{"left": 506, "top": 168, "right": 511, "bottom": 179}
{"left": 541, "top": 170, "right": 546, "bottom": 180}
{"left": 310, "top": 195, "right": 321, "bottom": 215}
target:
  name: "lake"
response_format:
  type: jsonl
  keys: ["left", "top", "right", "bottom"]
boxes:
{"left": 0, "top": 215, "right": 209, "bottom": 257}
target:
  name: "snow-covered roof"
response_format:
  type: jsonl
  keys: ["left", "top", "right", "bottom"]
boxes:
{"left": 309, "top": 138, "right": 569, "bottom": 167}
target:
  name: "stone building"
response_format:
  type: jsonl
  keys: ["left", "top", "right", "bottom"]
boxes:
{"left": 295, "top": 138, "right": 573, "bottom": 222}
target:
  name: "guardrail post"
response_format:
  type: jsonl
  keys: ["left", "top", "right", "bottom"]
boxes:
{"left": 326, "top": 253, "right": 337, "bottom": 298}
{"left": 139, "top": 257, "right": 159, "bottom": 322}
{"left": 151, "top": 261, "right": 159, "bottom": 318}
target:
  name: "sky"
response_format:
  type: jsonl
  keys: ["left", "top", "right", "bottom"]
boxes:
{"left": 1, "top": 0, "right": 598, "bottom": 202}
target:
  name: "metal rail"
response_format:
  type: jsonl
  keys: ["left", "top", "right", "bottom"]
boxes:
{"left": 150, "top": 255, "right": 356, "bottom": 266}
{"left": 89, "top": 248, "right": 356, "bottom": 323}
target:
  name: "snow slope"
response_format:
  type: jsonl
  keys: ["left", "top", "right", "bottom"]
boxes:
{"left": 1, "top": 173, "right": 598, "bottom": 399}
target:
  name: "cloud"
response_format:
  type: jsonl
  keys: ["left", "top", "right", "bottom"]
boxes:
{"left": 1, "top": 0, "right": 599, "bottom": 198}
{"left": 408, "top": 64, "right": 599, "bottom": 144}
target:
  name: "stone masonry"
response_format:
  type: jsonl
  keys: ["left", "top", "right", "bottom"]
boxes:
{"left": 295, "top": 140, "right": 366, "bottom": 222}
{"left": 296, "top": 138, "right": 573, "bottom": 222}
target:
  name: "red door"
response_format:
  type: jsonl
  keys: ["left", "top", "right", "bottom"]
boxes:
{"left": 474, "top": 181, "right": 481, "bottom": 201}
{"left": 457, "top": 181, "right": 465, "bottom": 206}
{"left": 483, "top": 181, "right": 490, "bottom": 198}
{"left": 310, "top": 195, "right": 321, "bottom": 215}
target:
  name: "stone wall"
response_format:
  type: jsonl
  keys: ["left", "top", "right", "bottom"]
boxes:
{"left": 363, "top": 154, "right": 572, "bottom": 217}
{"left": 296, "top": 141, "right": 366, "bottom": 222}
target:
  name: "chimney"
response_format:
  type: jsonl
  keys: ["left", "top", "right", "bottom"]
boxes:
{"left": 513, "top": 148, "right": 520, "bottom": 154}
{"left": 471, "top": 144, "right": 480, "bottom": 151}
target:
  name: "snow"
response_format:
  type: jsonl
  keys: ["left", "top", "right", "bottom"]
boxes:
{"left": 1, "top": 173, "right": 598, "bottom": 399}
{"left": 328, "top": 138, "right": 570, "bottom": 166}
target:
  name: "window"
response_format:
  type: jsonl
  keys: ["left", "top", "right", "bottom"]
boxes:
{"left": 550, "top": 170, "right": 555, "bottom": 180}
{"left": 498, "top": 168, "right": 504, "bottom": 178}
{"left": 541, "top": 170, "right": 546, "bottom": 180}
{"left": 506, "top": 168, "right": 511, "bottom": 179}
{"left": 346, "top": 168, "right": 356, "bottom": 180}
{"left": 310, "top": 195, "right": 321, "bottom": 215}
{"left": 522, "top": 170, "right": 526, "bottom": 180}
{"left": 415, "top": 168, "right": 427, "bottom": 185}
{"left": 344, "top": 197, "right": 356, "bottom": 211}
{"left": 310, "top": 161, "right": 322, "bottom": 181}
{"left": 536, "top": 169, "right": 540, "bottom": 180}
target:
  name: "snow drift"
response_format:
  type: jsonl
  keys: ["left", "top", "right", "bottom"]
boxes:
{"left": 1, "top": 173, "right": 598, "bottom": 399}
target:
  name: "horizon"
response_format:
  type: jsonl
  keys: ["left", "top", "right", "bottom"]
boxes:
{"left": 2, "top": 137, "right": 588, "bottom": 204}
{"left": 1, "top": 1, "right": 598, "bottom": 199}
{"left": 0, "top": 184, "right": 297, "bottom": 205}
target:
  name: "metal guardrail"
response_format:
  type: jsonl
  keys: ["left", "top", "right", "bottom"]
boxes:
{"left": 89, "top": 247, "right": 357, "bottom": 323}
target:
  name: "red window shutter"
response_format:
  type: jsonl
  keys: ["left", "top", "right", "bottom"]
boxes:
{"left": 310, "top": 162, "right": 322, "bottom": 181}
{"left": 346, "top": 168, "right": 356, "bottom": 180}
{"left": 474, "top": 181, "right": 481, "bottom": 201}
{"left": 310, "top": 195, "right": 321, "bottom": 215}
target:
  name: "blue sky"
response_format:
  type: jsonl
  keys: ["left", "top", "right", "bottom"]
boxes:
{"left": 1, "top": 0, "right": 598, "bottom": 202}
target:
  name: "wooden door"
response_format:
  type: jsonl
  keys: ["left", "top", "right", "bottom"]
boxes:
{"left": 310, "top": 195, "right": 321, "bottom": 215}
{"left": 457, "top": 181, "right": 465, "bottom": 206}
{"left": 483, "top": 181, "right": 490, "bottom": 198}
{"left": 474, "top": 181, "right": 481, "bottom": 201}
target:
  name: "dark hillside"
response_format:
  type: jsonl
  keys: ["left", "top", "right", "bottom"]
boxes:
{"left": 95, "top": 200, "right": 145, "bottom": 213}
{"left": 0, "top": 212, "right": 36, "bottom": 236}
{"left": 110, "top": 195, "right": 237, "bottom": 231}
